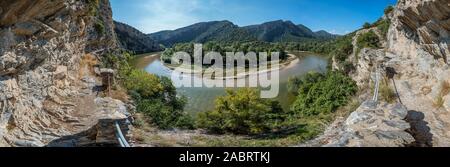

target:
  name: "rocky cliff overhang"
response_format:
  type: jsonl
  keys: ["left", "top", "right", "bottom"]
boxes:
{"left": 0, "top": 0, "right": 127, "bottom": 147}
{"left": 392, "top": 0, "right": 449, "bottom": 63}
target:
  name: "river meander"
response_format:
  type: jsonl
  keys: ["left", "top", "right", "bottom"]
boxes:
{"left": 132, "top": 52, "right": 328, "bottom": 114}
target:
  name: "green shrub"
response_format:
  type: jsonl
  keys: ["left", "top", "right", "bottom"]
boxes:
{"left": 123, "top": 70, "right": 164, "bottom": 98}
{"left": 356, "top": 30, "right": 380, "bottom": 55}
{"left": 161, "top": 41, "right": 289, "bottom": 65}
{"left": 384, "top": 6, "right": 394, "bottom": 15}
{"left": 101, "top": 52, "right": 133, "bottom": 76}
{"left": 342, "top": 61, "right": 356, "bottom": 74}
{"left": 87, "top": 0, "right": 100, "bottom": 16}
{"left": 363, "top": 22, "right": 372, "bottom": 29}
{"left": 106, "top": 51, "right": 194, "bottom": 129}
{"left": 127, "top": 73, "right": 194, "bottom": 129}
{"left": 94, "top": 21, "right": 106, "bottom": 36}
{"left": 132, "top": 93, "right": 193, "bottom": 129}
{"left": 161, "top": 48, "right": 175, "bottom": 64}
{"left": 379, "top": 79, "right": 397, "bottom": 103}
{"left": 376, "top": 19, "right": 391, "bottom": 39}
{"left": 287, "top": 77, "right": 303, "bottom": 95}
{"left": 291, "top": 71, "right": 357, "bottom": 117}
{"left": 196, "top": 88, "right": 287, "bottom": 135}
{"left": 332, "top": 34, "right": 354, "bottom": 63}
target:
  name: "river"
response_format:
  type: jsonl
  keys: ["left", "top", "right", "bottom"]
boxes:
{"left": 132, "top": 52, "right": 328, "bottom": 114}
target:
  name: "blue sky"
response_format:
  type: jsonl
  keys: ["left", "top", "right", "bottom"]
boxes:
{"left": 110, "top": 0, "right": 397, "bottom": 34}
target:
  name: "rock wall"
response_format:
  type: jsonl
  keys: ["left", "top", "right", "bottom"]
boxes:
{"left": 85, "top": 0, "right": 118, "bottom": 52}
{"left": 300, "top": 101, "right": 415, "bottom": 147}
{"left": 0, "top": 0, "right": 128, "bottom": 147}
{"left": 389, "top": 0, "right": 449, "bottom": 64}
{"left": 384, "top": 0, "right": 450, "bottom": 146}
{"left": 311, "top": 0, "right": 449, "bottom": 147}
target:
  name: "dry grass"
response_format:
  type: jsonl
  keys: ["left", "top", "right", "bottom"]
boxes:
{"left": 434, "top": 81, "right": 450, "bottom": 109}
{"left": 132, "top": 129, "right": 147, "bottom": 142}
{"left": 380, "top": 78, "right": 397, "bottom": 103}
{"left": 335, "top": 97, "right": 361, "bottom": 118}
{"left": 110, "top": 86, "right": 129, "bottom": 102}
{"left": 434, "top": 96, "right": 445, "bottom": 109}
{"left": 78, "top": 54, "right": 98, "bottom": 78}
{"left": 440, "top": 81, "right": 450, "bottom": 96}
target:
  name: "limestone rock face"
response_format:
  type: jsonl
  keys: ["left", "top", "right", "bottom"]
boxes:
{"left": 389, "top": 0, "right": 450, "bottom": 63}
{"left": 384, "top": 0, "right": 450, "bottom": 146}
{"left": 0, "top": 0, "right": 127, "bottom": 147}
{"left": 85, "top": 0, "right": 118, "bottom": 52}
{"left": 300, "top": 101, "right": 415, "bottom": 147}
{"left": 319, "top": 0, "right": 450, "bottom": 147}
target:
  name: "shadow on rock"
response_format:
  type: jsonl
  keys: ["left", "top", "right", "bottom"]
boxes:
{"left": 46, "top": 119, "right": 129, "bottom": 147}
{"left": 405, "top": 110, "right": 433, "bottom": 147}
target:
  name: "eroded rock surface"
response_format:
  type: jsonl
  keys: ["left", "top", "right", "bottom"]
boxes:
{"left": 384, "top": 0, "right": 450, "bottom": 146}
{"left": 300, "top": 101, "right": 415, "bottom": 147}
{"left": 306, "top": 0, "right": 449, "bottom": 147}
{"left": 0, "top": 0, "right": 128, "bottom": 147}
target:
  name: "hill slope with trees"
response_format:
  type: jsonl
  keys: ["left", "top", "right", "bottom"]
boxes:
{"left": 148, "top": 20, "right": 339, "bottom": 47}
{"left": 114, "top": 21, "right": 162, "bottom": 54}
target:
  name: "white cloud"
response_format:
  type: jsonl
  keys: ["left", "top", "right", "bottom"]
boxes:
{"left": 329, "top": 29, "right": 338, "bottom": 34}
{"left": 325, "top": 29, "right": 351, "bottom": 35}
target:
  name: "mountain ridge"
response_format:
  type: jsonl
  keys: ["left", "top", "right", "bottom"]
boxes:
{"left": 148, "top": 20, "right": 339, "bottom": 47}
{"left": 114, "top": 21, "right": 162, "bottom": 54}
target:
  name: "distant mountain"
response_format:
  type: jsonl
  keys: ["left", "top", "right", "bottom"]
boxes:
{"left": 114, "top": 21, "right": 161, "bottom": 54}
{"left": 297, "top": 24, "right": 318, "bottom": 37}
{"left": 314, "top": 30, "right": 340, "bottom": 39}
{"left": 149, "top": 21, "right": 255, "bottom": 47}
{"left": 243, "top": 20, "right": 318, "bottom": 42}
{"left": 148, "top": 20, "right": 339, "bottom": 46}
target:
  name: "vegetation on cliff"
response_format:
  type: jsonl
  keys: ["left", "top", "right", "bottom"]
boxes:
{"left": 102, "top": 52, "right": 193, "bottom": 129}
{"left": 195, "top": 70, "right": 356, "bottom": 144}
{"left": 290, "top": 71, "right": 357, "bottom": 117}
{"left": 197, "top": 88, "right": 287, "bottom": 135}
{"left": 114, "top": 21, "right": 162, "bottom": 54}
{"left": 356, "top": 30, "right": 381, "bottom": 55}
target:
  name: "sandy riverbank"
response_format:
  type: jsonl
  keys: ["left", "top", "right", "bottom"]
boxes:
{"left": 165, "top": 53, "right": 300, "bottom": 79}
{"left": 132, "top": 53, "right": 161, "bottom": 69}
{"left": 134, "top": 52, "right": 311, "bottom": 80}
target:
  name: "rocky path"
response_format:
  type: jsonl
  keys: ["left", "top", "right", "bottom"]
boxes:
{"left": 44, "top": 59, "right": 130, "bottom": 147}
{"left": 395, "top": 78, "right": 450, "bottom": 147}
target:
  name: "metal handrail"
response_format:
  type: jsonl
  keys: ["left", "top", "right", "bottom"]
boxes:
{"left": 115, "top": 121, "right": 130, "bottom": 147}
{"left": 372, "top": 67, "right": 380, "bottom": 102}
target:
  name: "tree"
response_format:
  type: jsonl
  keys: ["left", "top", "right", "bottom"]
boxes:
{"left": 287, "top": 77, "right": 303, "bottom": 95}
{"left": 356, "top": 30, "right": 381, "bottom": 50}
{"left": 291, "top": 71, "right": 357, "bottom": 117}
{"left": 363, "top": 22, "right": 371, "bottom": 29}
{"left": 197, "top": 88, "right": 286, "bottom": 135}
{"left": 124, "top": 70, "right": 163, "bottom": 98}
{"left": 384, "top": 6, "right": 394, "bottom": 15}
{"left": 123, "top": 69, "right": 193, "bottom": 129}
